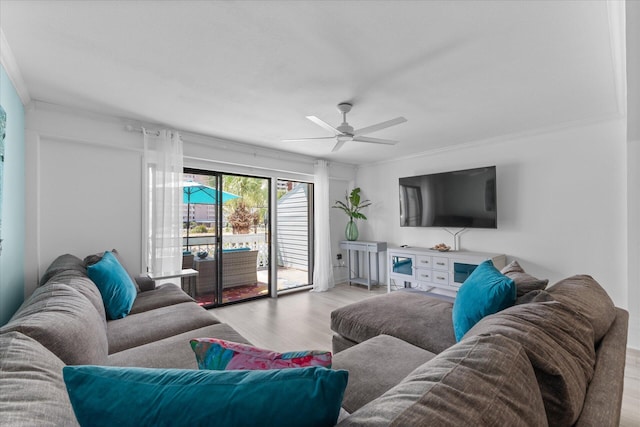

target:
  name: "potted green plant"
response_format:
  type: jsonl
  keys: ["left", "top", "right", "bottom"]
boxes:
{"left": 333, "top": 187, "right": 371, "bottom": 241}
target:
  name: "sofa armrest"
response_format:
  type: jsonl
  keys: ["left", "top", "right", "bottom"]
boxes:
{"left": 135, "top": 275, "right": 156, "bottom": 292}
{"left": 574, "top": 307, "right": 629, "bottom": 427}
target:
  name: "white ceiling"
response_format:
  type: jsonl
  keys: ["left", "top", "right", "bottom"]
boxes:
{"left": 0, "top": 0, "right": 621, "bottom": 165}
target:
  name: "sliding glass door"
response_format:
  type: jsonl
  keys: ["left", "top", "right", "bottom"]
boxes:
{"left": 183, "top": 168, "right": 271, "bottom": 307}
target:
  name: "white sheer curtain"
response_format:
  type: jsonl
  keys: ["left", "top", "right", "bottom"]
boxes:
{"left": 312, "top": 160, "right": 335, "bottom": 292}
{"left": 143, "top": 129, "right": 183, "bottom": 274}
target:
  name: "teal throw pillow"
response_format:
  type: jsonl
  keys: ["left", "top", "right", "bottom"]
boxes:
{"left": 86, "top": 251, "right": 137, "bottom": 319}
{"left": 452, "top": 260, "right": 516, "bottom": 341}
{"left": 63, "top": 365, "right": 348, "bottom": 427}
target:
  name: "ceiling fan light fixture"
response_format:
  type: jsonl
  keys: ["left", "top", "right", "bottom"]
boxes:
{"left": 284, "top": 102, "right": 407, "bottom": 152}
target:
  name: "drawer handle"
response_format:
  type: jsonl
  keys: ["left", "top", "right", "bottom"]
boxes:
{"left": 436, "top": 262, "right": 446, "bottom": 266}
{"left": 420, "top": 260, "right": 429, "bottom": 264}
{"left": 436, "top": 276, "right": 446, "bottom": 280}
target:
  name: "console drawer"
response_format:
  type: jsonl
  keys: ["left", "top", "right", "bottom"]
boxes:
{"left": 432, "top": 271, "right": 449, "bottom": 286}
{"left": 415, "top": 269, "right": 432, "bottom": 282}
{"left": 415, "top": 255, "right": 432, "bottom": 268}
{"left": 432, "top": 257, "right": 449, "bottom": 271}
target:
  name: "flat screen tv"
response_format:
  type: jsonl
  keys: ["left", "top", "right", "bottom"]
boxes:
{"left": 399, "top": 166, "right": 497, "bottom": 228}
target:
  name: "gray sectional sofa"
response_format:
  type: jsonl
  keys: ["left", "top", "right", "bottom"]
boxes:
{"left": 0, "top": 253, "right": 250, "bottom": 426}
{"left": 331, "top": 275, "right": 629, "bottom": 426}
{"left": 0, "top": 251, "right": 629, "bottom": 426}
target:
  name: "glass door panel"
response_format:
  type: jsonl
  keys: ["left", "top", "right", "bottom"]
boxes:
{"left": 276, "top": 180, "right": 313, "bottom": 292}
{"left": 183, "top": 170, "right": 271, "bottom": 307}
{"left": 182, "top": 171, "right": 220, "bottom": 306}
{"left": 220, "top": 174, "right": 271, "bottom": 304}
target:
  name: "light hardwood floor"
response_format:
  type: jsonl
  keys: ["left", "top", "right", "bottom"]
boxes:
{"left": 211, "top": 283, "right": 640, "bottom": 426}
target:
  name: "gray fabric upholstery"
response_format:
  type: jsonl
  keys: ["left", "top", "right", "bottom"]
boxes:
{"left": 107, "top": 301, "right": 220, "bottom": 354}
{"left": 38, "top": 253, "right": 87, "bottom": 286}
{"left": 546, "top": 274, "right": 616, "bottom": 342}
{"left": 107, "top": 323, "right": 251, "bottom": 369}
{"left": 333, "top": 334, "right": 436, "bottom": 413}
{"left": 515, "top": 289, "right": 554, "bottom": 305}
{"left": 332, "top": 334, "right": 359, "bottom": 354}
{"left": 0, "top": 331, "right": 79, "bottom": 427}
{"left": 331, "top": 291, "right": 456, "bottom": 354}
{"left": 1, "top": 283, "right": 108, "bottom": 365}
{"left": 575, "top": 308, "right": 629, "bottom": 427}
{"left": 464, "top": 300, "right": 595, "bottom": 427}
{"left": 135, "top": 275, "right": 156, "bottom": 292}
{"left": 501, "top": 260, "right": 549, "bottom": 297}
{"left": 129, "top": 283, "right": 195, "bottom": 315}
{"left": 339, "top": 334, "right": 548, "bottom": 427}
{"left": 49, "top": 273, "right": 107, "bottom": 324}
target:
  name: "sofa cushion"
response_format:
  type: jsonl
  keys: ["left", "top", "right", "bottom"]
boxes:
{"left": 64, "top": 365, "right": 348, "bottom": 427}
{"left": 338, "top": 334, "right": 547, "bottom": 427}
{"left": 39, "top": 253, "right": 87, "bottom": 286}
{"left": 191, "top": 338, "right": 332, "bottom": 370}
{"left": 501, "top": 260, "right": 549, "bottom": 297}
{"left": 84, "top": 248, "right": 142, "bottom": 292}
{"left": 107, "top": 301, "right": 219, "bottom": 354}
{"left": 49, "top": 274, "right": 107, "bottom": 325}
{"left": 546, "top": 274, "right": 616, "bottom": 343}
{"left": 333, "top": 335, "right": 436, "bottom": 413}
{"left": 515, "top": 289, "right": 554, "bottom": 305}
{"left": 331, "top": 291, "right": 456, "bottom": 354}
{"left": 128, "top": 283, "right": 194, "bottom": 315}
{"left": 87, "top": 251, "right": 138, "bottom": 319}
{"left": 107, "top": 323, "right": 251, "bottom": 369}
{"left": 0, "top": 331, "right": 79, "bottom": 426}
{"left": 452, "top": 260, "right": 516, "bottom": 341}
{"left": 1, "top": 283, "right": 108, "bottom": 365}
{"left": 464, "top": 300, "right": 595, "bottom": 426}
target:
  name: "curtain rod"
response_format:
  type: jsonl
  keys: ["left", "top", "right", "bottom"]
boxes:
{"left": 124, "top": 125, "right": 162, "bottom": 137}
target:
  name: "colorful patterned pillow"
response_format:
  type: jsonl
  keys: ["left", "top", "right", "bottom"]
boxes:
{"left": 190, "top": 338, "right": 332, "bottom": 370}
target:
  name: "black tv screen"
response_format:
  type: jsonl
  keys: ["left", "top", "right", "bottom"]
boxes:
{"left": 399, "top": 166, "right": 497, "bottom": 228}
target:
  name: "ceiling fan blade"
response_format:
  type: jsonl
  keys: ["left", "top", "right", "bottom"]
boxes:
{"left": 281, "top": 136, "right": 336, "bottom": 142}
{"left": 352, "top": 136, "right": 398, "bottom": 146}
{"left": 354, "top": 116, "right": 407, "bottom": 136}
{"left": 332, "top": 140, "right": 347, "bottom": 152}
{"left": 306, "top": 116, "right": 342, "bottom": 135}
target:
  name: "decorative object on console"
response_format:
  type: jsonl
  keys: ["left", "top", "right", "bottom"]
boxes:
{"left": 431, "top": 243, "right": 450, "bottom": 252}
{"left": 63, "top": 365, "right": 348, "bottom": 427}
{"left": 333, "top": 187, "right": 371, "bottom": 241}
{"left": 190, "top": 338, "right": 332, "bottom": 370}
{"left": 451, "top": 260, "right": 516, "bottom": 341}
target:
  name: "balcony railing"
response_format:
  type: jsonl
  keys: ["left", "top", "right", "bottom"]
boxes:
{"left": 183, "top": 233, "right": 269, "bottom": 268}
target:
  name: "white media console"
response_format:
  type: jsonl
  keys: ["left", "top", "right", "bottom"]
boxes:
{"left": 387, "top": 246, "right": 506, "bottom": 296}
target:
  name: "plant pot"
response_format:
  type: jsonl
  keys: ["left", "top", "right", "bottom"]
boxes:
{"left": 345, "top": 220, "right": 359, "bottom": 241}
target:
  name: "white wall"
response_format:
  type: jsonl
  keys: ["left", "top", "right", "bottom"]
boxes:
{"left": 24, "top": 102, "right": 356, "bottom": 297}
{"left": 356, "top": 118, "right": 628, "bottom": 313}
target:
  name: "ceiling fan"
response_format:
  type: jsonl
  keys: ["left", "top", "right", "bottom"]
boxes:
{"left": 283, "top": 103, "right": 407, "bottom": 152}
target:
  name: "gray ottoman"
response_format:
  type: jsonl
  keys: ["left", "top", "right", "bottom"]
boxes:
{"left": 331, "top": 291, "right": 456, "bottom": 355}
{"left": 333, "top": 334, "right": 436, "bottom": 413}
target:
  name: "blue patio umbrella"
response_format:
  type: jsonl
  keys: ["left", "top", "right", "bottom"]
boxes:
{"left": 183, "top": 180, "right": 240, "bottom": 248}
